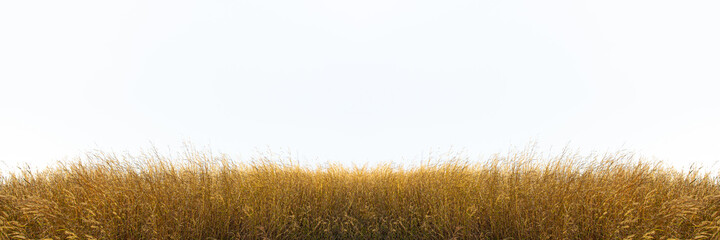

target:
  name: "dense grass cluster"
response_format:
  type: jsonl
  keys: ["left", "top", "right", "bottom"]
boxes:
{"left": 1, "top": 149, "right": 719, "bottom": 239}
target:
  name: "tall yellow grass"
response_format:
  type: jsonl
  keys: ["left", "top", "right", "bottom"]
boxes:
{"left": 1, "top": 149, "right": 719, "bottom": 239}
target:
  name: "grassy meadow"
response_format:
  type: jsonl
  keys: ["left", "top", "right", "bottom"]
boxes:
{"left": 1, "top": 149, "right": 719, "bottom": 239}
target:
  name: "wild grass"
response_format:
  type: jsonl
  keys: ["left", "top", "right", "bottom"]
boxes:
{"left": 1, "top": 149, "right": 719, "bottom": 239}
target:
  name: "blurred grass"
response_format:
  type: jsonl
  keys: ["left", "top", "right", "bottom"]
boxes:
{"left": 1, "top": 149, "right": 719, "bottom": 239}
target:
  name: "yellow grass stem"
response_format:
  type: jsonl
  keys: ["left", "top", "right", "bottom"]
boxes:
{"left": 0, "top": 149, "right": 719, "bottom": 239}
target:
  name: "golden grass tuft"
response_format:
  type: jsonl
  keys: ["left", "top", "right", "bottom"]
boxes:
{"left": 1, "top": 149, "right": 719, "bottom": 239}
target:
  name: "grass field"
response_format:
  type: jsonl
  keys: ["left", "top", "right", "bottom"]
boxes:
{"left": 1, "top": 149, "right": 719, "bottom": 239}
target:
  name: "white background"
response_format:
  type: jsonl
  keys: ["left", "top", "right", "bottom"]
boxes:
{"left": 1, "top": 0, "right": 719, "bottom": 171}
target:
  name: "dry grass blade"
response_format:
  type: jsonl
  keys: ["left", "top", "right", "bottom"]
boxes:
{"left": 0, "top": 149, "right": 718, "bottom": 239}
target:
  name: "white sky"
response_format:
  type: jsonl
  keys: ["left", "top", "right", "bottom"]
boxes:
{"left": 1, "top": 0, "right": 719, "bottom": 171}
